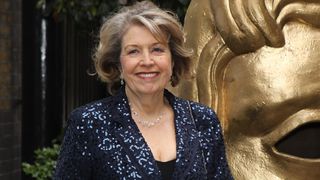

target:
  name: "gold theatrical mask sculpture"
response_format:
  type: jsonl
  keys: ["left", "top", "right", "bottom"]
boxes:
{"left": 179, "top": 0, "right": 320, "bottom": 179}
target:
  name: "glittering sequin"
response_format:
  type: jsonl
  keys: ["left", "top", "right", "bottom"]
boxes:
{"left": 53, "top": 88, "right": 233, "bottom": 179}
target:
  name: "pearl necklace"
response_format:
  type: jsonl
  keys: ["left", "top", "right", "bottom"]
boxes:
{"left": 129, "top": 103, "right": 164, "bottom": 128}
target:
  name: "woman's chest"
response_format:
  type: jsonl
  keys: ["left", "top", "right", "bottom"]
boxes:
{"left": 89, "top": 125, "right": 208, "bottom": 179}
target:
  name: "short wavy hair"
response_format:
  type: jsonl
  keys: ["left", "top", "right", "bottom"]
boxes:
{"left": 93, "top": 1, "right": 192, "bottom": 95}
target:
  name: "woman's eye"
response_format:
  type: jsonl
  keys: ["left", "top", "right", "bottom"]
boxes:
{"left": 152, "top": 47, "right": 165, "bottom": 53}
{"left": 128, "top": 49, "right": 139, "bottom": 55}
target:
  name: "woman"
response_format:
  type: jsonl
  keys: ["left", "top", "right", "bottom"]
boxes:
{"left": 54, "top": 1, "right": 233, "bottom": 179}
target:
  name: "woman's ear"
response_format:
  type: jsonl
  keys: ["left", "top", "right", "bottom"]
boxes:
{"left": 118, "top": 63, "right": 123, "bottom": 73}
{"left": 119, "top": 70, "right": 123, "bottom": 79}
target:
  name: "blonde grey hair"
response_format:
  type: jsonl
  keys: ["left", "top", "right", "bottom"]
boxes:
{"left": 93, "top": 1, "right": 192, "bottom": 95}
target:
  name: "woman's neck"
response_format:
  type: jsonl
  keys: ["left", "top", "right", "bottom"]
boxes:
{"left": 125, "top": 86, "right": 166, "bottom": 114}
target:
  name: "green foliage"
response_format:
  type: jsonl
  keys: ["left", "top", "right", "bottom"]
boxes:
{"left": 37, "top": 0, "right": 191, "bottom": 25}
{"left": 22, "top": 144, "right": 61, "bottom": 180}
{"left": 38, "top": 0, "right": 119, "bottom": 23}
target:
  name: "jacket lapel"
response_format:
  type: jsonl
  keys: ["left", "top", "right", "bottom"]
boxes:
{"left": 165, "top": 91, "right": 206, "bottom": 179}
{"left": 111, "top": 89, "right": 160, "bottom": 178}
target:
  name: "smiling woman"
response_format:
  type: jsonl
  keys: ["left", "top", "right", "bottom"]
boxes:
{"left": 53, "top": 1, "right": 233, "bottom": 179}
{"left": 93, "top": 1, "right": 191, "bottom": 95}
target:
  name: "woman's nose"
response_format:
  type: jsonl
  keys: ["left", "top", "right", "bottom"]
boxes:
{"left": 140, "top": 51, "right": 154, "bottom": 65}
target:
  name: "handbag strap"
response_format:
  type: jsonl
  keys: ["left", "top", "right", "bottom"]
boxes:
{"left": 187, "top": 101, "right": 196, "bottom": 127}
{"left": 187, "top": 101, "right": 208, "bottom": 175}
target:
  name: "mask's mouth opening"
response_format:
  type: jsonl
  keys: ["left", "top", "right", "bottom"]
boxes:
{"left": 275, "top": 121, "right": 320, "bottom": 159}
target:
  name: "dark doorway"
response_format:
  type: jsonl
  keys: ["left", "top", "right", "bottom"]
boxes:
{"left": 21, "top": 1, "right": 106, "bottom": 179}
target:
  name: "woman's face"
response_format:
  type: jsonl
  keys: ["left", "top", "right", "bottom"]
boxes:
{"left": 223, "top": 22, "right": 320, "bottom": 179}
{"left": 120, "top": 24, "right": 172, "bottom": 96}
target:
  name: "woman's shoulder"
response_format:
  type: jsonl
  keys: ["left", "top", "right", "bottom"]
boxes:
{"left": 63, "top": 96, "right": 118, "bottom": 138}
{"left": 68, "top": 96, "right": 115, "bottom": 126}
{"left": 188, "top": 100, "right": 217, "bottom": 118}
{"left": 166, "top": 90, "right": 215, "bottom": 115}
{"left": 167, "top": 91, "right": 218, "bottom": 120}
{"left": 180, "top": 99, "right": 220, "bottom": 129}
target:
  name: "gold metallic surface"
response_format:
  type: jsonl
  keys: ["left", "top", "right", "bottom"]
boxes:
{"left": 181, "top": 0, "right": 320, "bottom": 179}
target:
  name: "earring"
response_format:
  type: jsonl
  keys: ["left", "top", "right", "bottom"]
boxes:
{"left": 170, "top": 76, "right": 174, "bottom": 86}
{"left": 120, "top": 78, "right": 124, "bottom": 85}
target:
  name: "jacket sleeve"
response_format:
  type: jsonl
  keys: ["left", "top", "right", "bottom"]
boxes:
{"left": 191, "top": 102, "right": 234, "bottom": 180}
{"left": 53, "top": 110, "right": 93, "bottom": 180}
{"left": 209, "top": 115, "right": 234, "bottom": 180}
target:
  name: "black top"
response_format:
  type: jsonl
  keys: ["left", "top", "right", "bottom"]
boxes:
{"left": 156, "top": 159, "right": 176, "bottom": 180}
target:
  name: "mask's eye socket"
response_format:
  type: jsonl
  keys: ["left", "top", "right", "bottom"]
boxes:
{"left": 275, "top": 121, "right": 320, "bottom": 159}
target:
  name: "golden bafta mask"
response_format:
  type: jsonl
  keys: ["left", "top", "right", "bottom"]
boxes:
{"left": 179, "top": 0, "right": 320, "bottom": 179}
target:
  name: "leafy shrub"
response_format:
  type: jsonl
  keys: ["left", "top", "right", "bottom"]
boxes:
{"left": 22, "top": 144, "right": 60, "bottom": 180}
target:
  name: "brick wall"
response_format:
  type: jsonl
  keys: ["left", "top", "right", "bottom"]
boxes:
{"left": 0, "top": 0, "right": 22, "bottom": 179}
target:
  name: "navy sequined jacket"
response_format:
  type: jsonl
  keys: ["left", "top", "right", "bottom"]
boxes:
{"left": 54, "top": 89, "right": 233, "bottom": 179}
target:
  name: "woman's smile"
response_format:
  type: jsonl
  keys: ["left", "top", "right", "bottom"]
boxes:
{"left": 136, "top": 72, "right": 159, "bottom": 79}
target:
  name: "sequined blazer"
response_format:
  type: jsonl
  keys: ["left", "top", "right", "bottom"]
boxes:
{"left": 54, "top": 89, "right": 233, "bottom": 180}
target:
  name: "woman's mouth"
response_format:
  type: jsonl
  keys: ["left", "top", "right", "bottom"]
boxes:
{"left": 136, "top": 72, "right": 159, "bottom": 79}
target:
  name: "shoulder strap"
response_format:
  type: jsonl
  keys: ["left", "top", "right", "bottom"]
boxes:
{"left": 187, "top": 101, "right": 197, "bottom": 129}
{"left": 187, "top": 101, "right": 208, "bottom": 174}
